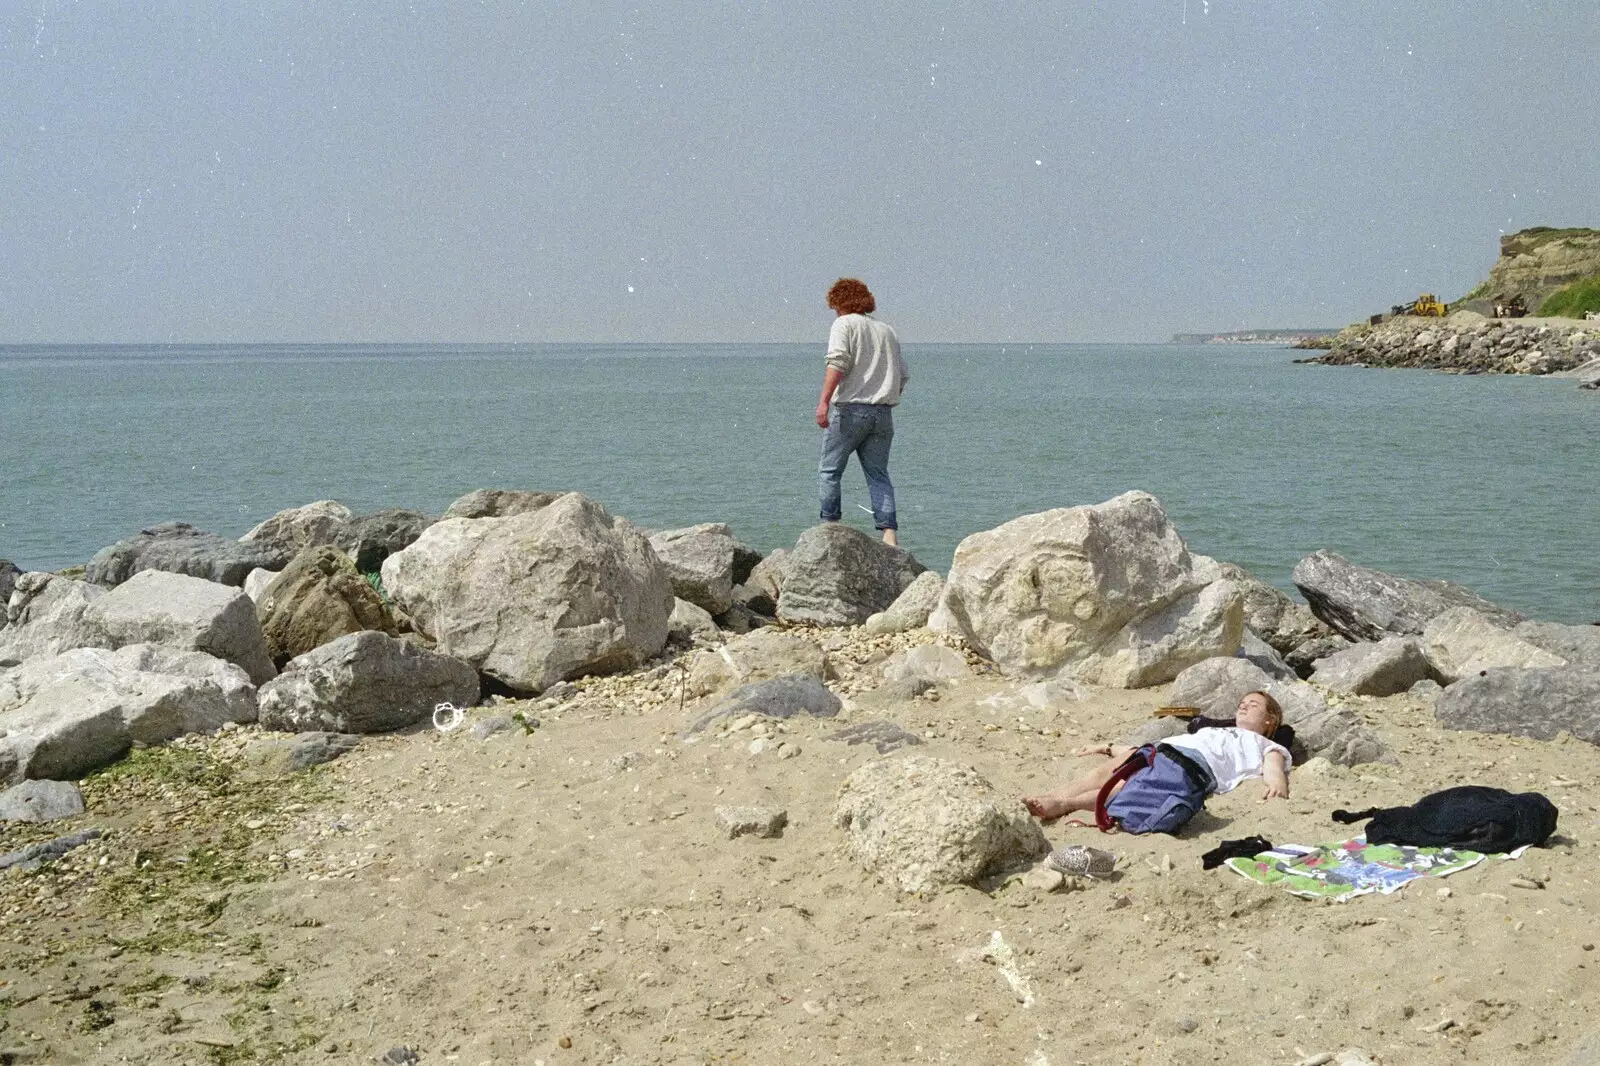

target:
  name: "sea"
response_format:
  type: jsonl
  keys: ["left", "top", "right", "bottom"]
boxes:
{"left": 1, "top": 342, "right": 1594, "bottom": 624}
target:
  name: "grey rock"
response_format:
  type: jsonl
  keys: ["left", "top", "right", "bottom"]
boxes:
{"left": 379, "top": 1048, "right": 420, "bottom": 1066}
{"left": 650, "top": 523, "right": 737, "bottom": 615}
{"left": 0, "top": 827, "right": 101, "bottom": 872}
{"left": 1562, "top": 1026, "right": 1600, "bottom": 1066}
{"left": 1217, "top": 561, "right": 1332, "bottom": 652}
{"left": 333, "top": 508, "right": 436, "bottom": 573}
{"left": 714, "top": 805, "right": 787, "bottom": 839}
{"left": 1423, "top": 607, "right": 1566, "bottom": 684}
{"left": 684, "top": 628, "right": 826, "bottom": 698}
{"left": 381, "top": 494, "right": 673, "bottom": 694}
{"left": 258, "top": 630, "right": 479, "bottom": 734}
{"left": 0, "top": 644, "right": 257, "bottom": 783}
{"left": 238, "top": 501, "right": 353, "bottom": 557}
{"left": 0, "top": 572, "right": 105, "bottom": 666}
{"left": 0, "top": 779, "right": 86, "bottom": 822}
{"left": 1311, "top": 637, "right": 1435, "bottom": 696}
{"left": 1435, "top": 667, "right": 1600, "bottom": 743}
{"left": 778, "top": 524, "right": 926, "bottom": 626}
{"left": 1167, "top": 656, "right": 1394, "bottom": 766}
{"left": 834, "top": 754, "right": 1049, "bottom": 893}
{"left": 875, "top": 677, "right": 937, "bottom": 702}
{"left": 256, "top": 545, "right": 394, "bottom": 668}
{"left": 240, "top": 732, "right": 360, "bottom": 778}
{"left": 929, "top": 493, "right": 1243, "bottom": 687}
{"left": 81, "top": 569, "right": 276, "bottom": 685}
{"left": 470, "top": 715, "right": 515, "bottom": 741}
{"left": 863, "top": 571, "right": 945, "bottom": 635}
{"left": 828, "top": 719, "right": 925, "bottom": 754}
{"left": 1238, "top": 629, "right": 1297, "bottom": 680}
{"left": 441, "top": 489, "right": 567, "bottom": 520}
{"left": 1291, "top": 549, "right": 1523, "bottom": 642}
{"left": 1514, "top": 620, "right": 1600, "bottom": 669}
{"left": 1408, "top": 678, "right": 1443, "bottom": 703}
{"left": 881, "top": 643, "right": 971, "bottom": 684}
{"left": 1284, "top": 633, "right": 1353, "bottom": 679}
{"left": 86, "top": 522, "right": 292, "bottom": 588}
{"left": 684, "top": 673, "right": 841, "bottom": 734}
{"left": 667, "top": 597, "right": 722, "bottom": 646}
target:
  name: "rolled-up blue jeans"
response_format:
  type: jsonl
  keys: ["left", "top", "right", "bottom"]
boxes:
{"left": 819, "top": 402, "right": 897, "bottom": 530}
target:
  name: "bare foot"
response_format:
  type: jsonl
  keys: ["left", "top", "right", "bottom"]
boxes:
{"left": 1022, "top": 793, "right": 1073, "bottom": 820}
{"left": 882, "top": 529, "right": 899, "bottom": 547}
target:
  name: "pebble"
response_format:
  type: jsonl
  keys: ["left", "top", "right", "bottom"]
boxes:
{"left": 558, "top": 1035, "right": 572, "bottom": 1049}
{"left": 1436, "top": 887, "right": 1452, "bottom": 899}
{"left": 1510, "top": 877, "right": 1543, "bottom": 890}
{"left": 1174, "top": 1016, "right": 1199, "bottom": 1034}
{"left": 747, "top": 738, "right": 769, "bottom": 756}
{"left": 714, "top": 805, "right": 788, "bottom": 839}
{"left": 1293, "top": 1054, "right": 1332, "bottom": 1066}
{"left": 777, "top": 742, "right": 800, "bottom": 760}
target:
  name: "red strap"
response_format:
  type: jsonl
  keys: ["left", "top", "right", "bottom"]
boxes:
{"left": 1093, "top": 746, "right": 1155, "bottom": 832}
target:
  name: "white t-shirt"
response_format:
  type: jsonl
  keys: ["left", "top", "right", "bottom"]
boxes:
{"left": 1161, "top": 727, "right": 1292, "bottom": 794}
{"left": 825, "top": 314, "right": 907, "bottom": 405}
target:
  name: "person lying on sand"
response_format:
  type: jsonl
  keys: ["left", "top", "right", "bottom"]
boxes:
{"left": 1022, "top": 691, "right": 1292, "bottom": 834}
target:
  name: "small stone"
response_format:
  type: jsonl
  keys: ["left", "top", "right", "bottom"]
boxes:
{"left": 1436, "top": 887, "right": 1452, "bottom": 899}
{"left": 965, "top": 1012, "right": 980, "bottom": 1023}
{"left": 471, "top": 715, "right": 515, "bottom": 741}
{"left": 1584, "top": 943, "right": 1595, "bottom": 952}
{"left": 714, "top": 805, "right": 787, "bottom": 839}
{"left": 747, "top": 737, "right": 769, "bottom": 755}
{"left": 558, "top": 1035, "right": 573, "bottom": 1049}
{"left": 1509, "top": 877, "right": 1543, "bottom": 890}
{"left": 777, "top": 742, "right": 800, "bottom": 760}
{"left": 1174, "top": 1016, "right": 1200, "bottom": 1034}
{"left": 1294, "top": 1054, "right": 1334, "bottom": 1066}
{"left": 381, "top": 1047, "right": 420, "bottom": 1066}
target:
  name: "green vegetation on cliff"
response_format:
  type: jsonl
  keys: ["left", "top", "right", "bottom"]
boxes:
{"left": 1537, "top": 273, "right": 1600, "bottom": 319}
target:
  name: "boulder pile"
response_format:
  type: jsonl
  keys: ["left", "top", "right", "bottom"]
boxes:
{"left": 1303, "top": 312, "right": 1600, "bottom": 384}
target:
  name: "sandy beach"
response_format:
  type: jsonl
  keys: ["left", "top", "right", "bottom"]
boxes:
{"left": 4, "top": 623, "right": 1597, "bottom": 1066}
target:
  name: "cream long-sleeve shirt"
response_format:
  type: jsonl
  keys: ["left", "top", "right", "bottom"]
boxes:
{"left": 825, "top": 313, "right": 907, "bottom": 406}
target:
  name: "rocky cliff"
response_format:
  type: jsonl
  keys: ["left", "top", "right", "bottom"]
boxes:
{"left": 1464, "top": 227, "right": 1600, "bottom": 313}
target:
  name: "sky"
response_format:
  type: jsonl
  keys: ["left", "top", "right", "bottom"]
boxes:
{"left": 2, "top": 2, "right": 1597, "bottom": 344}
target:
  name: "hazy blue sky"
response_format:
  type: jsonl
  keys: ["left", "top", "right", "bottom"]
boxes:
{"left": 3, "top": 2, "right": 1596, "bottom": 343}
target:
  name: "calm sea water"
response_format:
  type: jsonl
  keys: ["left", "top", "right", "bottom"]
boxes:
{"left": 1, "top": 342, "right": 1594, "bottom": 623}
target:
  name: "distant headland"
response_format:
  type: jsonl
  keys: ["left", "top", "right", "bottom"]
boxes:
{"left": 1172, "top": 329, "right": 1340, "bottom": 345}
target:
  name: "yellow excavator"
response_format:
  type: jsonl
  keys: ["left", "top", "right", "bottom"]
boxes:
{"left": 1408, "top": 293, "right": 1447, "bottom": 317}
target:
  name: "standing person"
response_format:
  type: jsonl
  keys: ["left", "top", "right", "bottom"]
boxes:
{"left": 814, "top": 278, "right": 909, "bottom": 546}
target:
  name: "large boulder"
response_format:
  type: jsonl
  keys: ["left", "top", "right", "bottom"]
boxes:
{"left": 1422, "top": 607, "right": 1566, "bottom": 684}
{"left": 684, "top": 627, "right": 827, "bottom": 698}
{"left": 442, "top": 489, "right": 566, "bottom": 520}
{"left": 1514, "top": 620, "right": 1600, "bottom": 669}
{"left": 0, "top": 573, "right": 104, "bottom": 666}
{"left": 258, "top": 630, "right": 479, "bottom": 734}
{"left": 1310, "top": 637, "right": 1436, "bottom": 696}
{"left": 333, "top": 508, "right": 435, "bottom": 573}
{"left": 239, "top": 501, "right": 354, "bottom": 557}
{"left": 243, "top": 568, "right": 281, "bottom": 603}
{"left": 1167, "top": 656, "right": 1393, "bottom": 765}
{"left": 1436, "top": 667, "right": 1600, "bottom": 743}
{"left": 929, "top": 492, "right": 1243, "bottom": 688}
{"left": 86, "top": 522, "right": 291, "bottom": 588}
{"left": 834, "top": 755, "right": 1049, "bottom": 893}
{"left": 1238, "top": 630, "right": 1296, "bottom": 681}
{"left": 1217, "top": 562, "right": 1332, "bottom": 653}
{"left": 778, "top": 524, "right": 926, "bottom": 626}
{"left": 0, "top": 645, "right": 257, "bottom": 783}
{"left": 1291, "top": 550, "right": 1523, "bottom": 642}
{"left": 649, "top": 523, "right": 737, "bottom": 615}
{"left": 864, "top": 571, "right": 945, "bottom": 635}
{"left": 380, "top": 493, "right": 673, "bottom": 694}
{"left": 257, "top": 546, "right": 395, "bottom": 668}
{"left": 79, "top": 570, "right": 276, "bottom": 685}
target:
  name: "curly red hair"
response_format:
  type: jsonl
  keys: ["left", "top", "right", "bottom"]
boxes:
{"left": 827, "top": 278, "right": 876, "bottom": 315}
